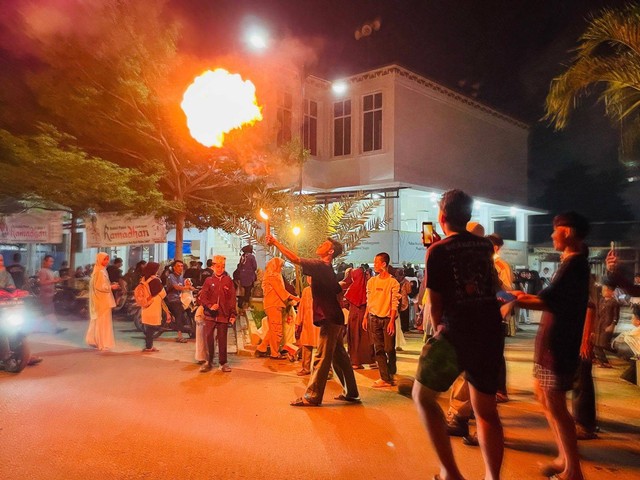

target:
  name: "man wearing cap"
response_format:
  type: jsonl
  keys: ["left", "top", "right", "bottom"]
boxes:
{"left": 198, "top": 255, "right": 236, "bottom": 373}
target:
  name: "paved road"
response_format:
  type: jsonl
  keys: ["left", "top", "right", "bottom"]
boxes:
{"left": 1, "top": 315, "right": 638, "bottom": 479}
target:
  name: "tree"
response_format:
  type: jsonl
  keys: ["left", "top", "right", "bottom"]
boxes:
{"left": 0, "top": 125, "right": 163, "bottom": 269}
{"left": 6, "top": 0, "right": 263, "bottom": 259}
{"left": 544, "top": 3, "right": 640, "bottom": 135}
{"left": 221, "top": 188, "right": 385, "bottom": 261}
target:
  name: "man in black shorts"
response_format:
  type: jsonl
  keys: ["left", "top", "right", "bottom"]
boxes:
{"left": 412, "top": 190, "right": 504, "bottom": 480}
{"left": 267, "top": 234, "right": 359, "bottom": 407}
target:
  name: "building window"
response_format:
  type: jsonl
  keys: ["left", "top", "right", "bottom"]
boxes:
{"left": 333, "top": 99, "right": 351, "bottom": 156}
{"left": 277, "top": 91, "right": 292, "bottom": 146}
{"left": 303, "top": 99, "right": 318, "bottom": 156}
{"left": 363, "top": 92, "right": 382, "bottom": 152}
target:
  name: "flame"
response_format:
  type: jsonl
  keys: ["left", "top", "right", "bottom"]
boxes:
{"left": 181, "top": 68, "right": 263, "bottom": 148}
{"left": 259, "top": 208, "right": 269, "bottom": 220}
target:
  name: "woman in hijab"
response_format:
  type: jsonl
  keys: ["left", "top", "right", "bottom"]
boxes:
{"left": 85, "top": 252, "right": 117, "bottom": 351}
{"left": 256, "top": 257, "right": 299, "bottom": 359}
{"left": 140, "top": 262, "right": 166, "bottom": 352}
{"left": 0, "top": 254, "right": 16, "bottom": 290}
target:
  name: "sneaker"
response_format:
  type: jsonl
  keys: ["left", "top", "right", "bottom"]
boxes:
{"left": 446, "top": 414, "right": 470, "bottom": 437}
{"left": 220, "top": 364, "right": 231, "bottom": 373}
{"left": 199, "top": 362, "right": 212, "bottom": 373}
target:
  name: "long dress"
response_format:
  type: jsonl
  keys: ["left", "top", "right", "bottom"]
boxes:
{"left": 86, "top": 266, "right": 116, "bottom": 350}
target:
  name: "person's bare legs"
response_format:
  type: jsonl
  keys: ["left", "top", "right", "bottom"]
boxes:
{"left": 537, "top": 380, "right": 585, "bottom": 480}
{"left": 469, "top": 384, "right": 504, "bottom": 480}
{"left": 412, "top": 380, "right": 466, "bottom": 480}
{"left": 534, "top": 379, "right": 565, "bottom": 472}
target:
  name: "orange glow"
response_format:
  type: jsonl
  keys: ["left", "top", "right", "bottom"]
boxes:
{"left": 259, "top": 209, "right": 269, "bottom": 221}
{"left": 181, "top": 68, "right": 263, "bottom": 148}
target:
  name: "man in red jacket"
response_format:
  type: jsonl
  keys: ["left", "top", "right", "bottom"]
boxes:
{"left": 198, "top": 255, "right": 236, "bottom": 373}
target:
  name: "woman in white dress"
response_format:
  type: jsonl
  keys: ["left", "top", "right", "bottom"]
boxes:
{"left": 85, "top": 252, "right": 116, "bottom": 351}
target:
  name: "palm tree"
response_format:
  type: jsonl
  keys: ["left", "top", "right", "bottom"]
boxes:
{"left": 544, "top": 3, "right": 640, "bottom": 136}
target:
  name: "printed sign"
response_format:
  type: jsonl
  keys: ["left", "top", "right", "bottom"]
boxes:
{"left": 85, "top": 213, "right": 167, "bottom": 247}
{"left": 0, "top": 211, "right": 64, "bottom": 244}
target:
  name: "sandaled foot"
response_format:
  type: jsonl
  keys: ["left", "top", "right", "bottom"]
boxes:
{"left": 297, "top": 370, "right": 310, "bottom": 376}
{"left": 372, "top": 379, "right": 394, "bottom": 388}
{"left": 334, "top": 394, "right": 362, "bottom": 403}
{"left": 539, "top": 462, "right": 564, "bottom": 477}
{"left": 290, "top": 396, "right": 320, "bottom": 407}
{"left": 175, "top": 337, "right": 188, "bottom": 343}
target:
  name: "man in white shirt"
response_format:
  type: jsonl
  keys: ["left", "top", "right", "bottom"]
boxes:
{"left": 363, "top": 252, "right": 400, "bottom": 388}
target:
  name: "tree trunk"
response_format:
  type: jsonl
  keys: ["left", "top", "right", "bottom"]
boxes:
{"left": 69, "top": 210, "right": 78, "bottom": 271}
{"left": 174, "top": 211, "right": 186, "bottom": 261}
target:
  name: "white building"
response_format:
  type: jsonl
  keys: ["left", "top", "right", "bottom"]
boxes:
{"left": 270, "top": 64, "right": 543, "bottom": 265}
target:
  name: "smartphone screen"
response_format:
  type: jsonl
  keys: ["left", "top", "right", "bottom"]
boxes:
{"left": 422, "top": 222, "right": 434, "bottom": 246}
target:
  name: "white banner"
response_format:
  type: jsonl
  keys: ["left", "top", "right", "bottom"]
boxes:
{"left": 399, "top": 232, "right": 427, "bottom": 265}
{"left": 85, "top": 213, "right": 167, "bottom": 248}
{"left": 0, "top": 211, "right": 64, "bottom": 244}
{"left": 343, "top": 231, "right": 394, "bottom": 265}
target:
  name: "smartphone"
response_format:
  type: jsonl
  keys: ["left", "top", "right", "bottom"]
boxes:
{"left": 610, "top": 241, "right": 615, "bottom": 254}
{"left": 422, "top": 222, "right": 434, "bottom": 246}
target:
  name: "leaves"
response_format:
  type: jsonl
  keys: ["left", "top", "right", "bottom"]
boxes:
{"left": 544, "top": 3, "right": 640, "bottom": 131}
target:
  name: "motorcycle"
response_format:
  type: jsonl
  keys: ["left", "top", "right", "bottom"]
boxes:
{"left": 0, "top": 291, "right": 31, "bottom": 373}
{"left": 131, "top": 287, "right": 198, "bottom": 340}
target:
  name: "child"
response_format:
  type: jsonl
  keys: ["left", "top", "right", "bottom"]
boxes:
{"left": 592, "top": 279, "right": 620, "bottom": 368}
{"left": 140, "top": 262, "right": 167, "bottom": 353}
{"left": 295, "top": 277, "right": 320, "bottom": 376}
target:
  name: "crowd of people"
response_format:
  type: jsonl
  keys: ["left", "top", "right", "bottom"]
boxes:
{"left": 2, "top": 187, "right": 639, "bottom": 480}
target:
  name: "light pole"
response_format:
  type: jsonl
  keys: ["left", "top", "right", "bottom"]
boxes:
{"left": 292, "top": 226, "right": 302, "bottom": 295}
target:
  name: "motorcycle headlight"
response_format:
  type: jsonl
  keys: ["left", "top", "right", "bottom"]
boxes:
{"left": 5, "top": 311, "right": 24, "bottom": 328}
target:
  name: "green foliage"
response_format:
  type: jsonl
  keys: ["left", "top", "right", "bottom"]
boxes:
{"left": 544, "top": 3, "right": 640, "bottom": 132}
{"left": 0, "top": 125, "right": 163, "bottom": 215}
{"left": 221, "top": 188, "right": 386, "bottom": 260}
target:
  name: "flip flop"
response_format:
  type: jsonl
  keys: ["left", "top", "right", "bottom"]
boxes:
{"left": 334, "top": 394, "right": 362, "bottom": 403}
{"left": 175, "top": 337, "right": 188, "bottom": 343}
{"left": 290, "top": 397, "right": 320, "bottom": 407}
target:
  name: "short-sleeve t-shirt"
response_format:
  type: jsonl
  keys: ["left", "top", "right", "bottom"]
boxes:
{"left": 166, "top": 273, "right": 184, "bottom": 302}
{"left": 536, "top": 253, "right": 589, "bottom": 375}
{"left": 299, "top": 258, "right": 342, "bottom": 326}
{"left": 426, "top": 231, "right": 503, "bottom": 355}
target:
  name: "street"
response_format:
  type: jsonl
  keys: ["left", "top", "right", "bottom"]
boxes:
{"left": 1, "top": 314, "right": 639, "bottom": 480}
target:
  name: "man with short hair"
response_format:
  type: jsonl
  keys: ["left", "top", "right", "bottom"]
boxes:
{"left": 199, "top": 258, "right": 214, "bottom": 286}
{"left": 412, "top": 190, "right": 504, "bottom": 480}
{"left": 267, "top": 234, "right": 359, "bottom": 406}
{"left": 198, "top": 255, "right": 236, "bottom": 372}
{"left": 166, "top": 260, "right": 194, "bottom": 343}
{"left": 38, "top": 255, "right": 66, "bottom": 334}
{"left": 515, "top": 212, "right": 590, "bottom": 480}
{"left": 364, "top": 252, "right": 400, "bottom": 387}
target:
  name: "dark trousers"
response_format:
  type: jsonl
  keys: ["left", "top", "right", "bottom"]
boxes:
{"left": 204, "top": 321, "right": 229, "bottom": 365}
{"left": 143, "top": 325, "right": 159, "bottom": 349}
{"left": 305, "top": 323, "right": 359, "bottom": 404}
{"left": 368, "top": 315, "right": 397, "bottom": 383}
{"left": 167, "top": 300, "right": 188, "bottom": 333}
{"left": 497, "top": 355, "right": 507, "bottom": 394}
{"left": 572, "top": 358, "right": 596, "bottom": 432}
{"left": 237, "top": 285, "right": 252, "bottom": 308}
{"left": 399, "top": 308, "right": 410, "bottom": 332}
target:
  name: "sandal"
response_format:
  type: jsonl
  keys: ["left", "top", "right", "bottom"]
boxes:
{"left": 270, "top": 354, "right": 289, "bottom": 360}
{"left": 175, "top": 337, "right": 188, "bottom": 343}
{"left": 290, "top": 397, "right": 320, "bottom": 407}
{"left": 334, "top": 394, "right": 362, "bottom": 403}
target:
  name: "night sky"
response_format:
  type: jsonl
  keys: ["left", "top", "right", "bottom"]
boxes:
{"left": 1, "top": 0, "right": 637, "bottom": 213}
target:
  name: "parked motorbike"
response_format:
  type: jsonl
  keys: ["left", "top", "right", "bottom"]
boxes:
{"left": 0, "top": 291, "right": 31, "bottom": 373}
{"left": 132, "top": 288, "right": 198, "bottom": 339}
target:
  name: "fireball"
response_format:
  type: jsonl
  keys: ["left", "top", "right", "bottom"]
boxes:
{"left": 181, "top": 68, "right": 263, "bottom": 148}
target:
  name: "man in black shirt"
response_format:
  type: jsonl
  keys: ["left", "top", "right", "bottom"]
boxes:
{"left": 413, "top": 190, "right": 504, "bottom": 480}
{"left": 267, "top": 234, "right": 359, "bottom": 406}
{"left": 515, "top": 212, "right": 590, "bottom": 480}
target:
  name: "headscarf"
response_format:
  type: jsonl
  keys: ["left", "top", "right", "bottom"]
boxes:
{"left": 92, "top": 252, "right": 110, "bottom": 277}
{"left": 264, "top": 257, "right": 284, "bottom": 277}
{"left": 142, "top": 261, "right": 163, "bottom": 296}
